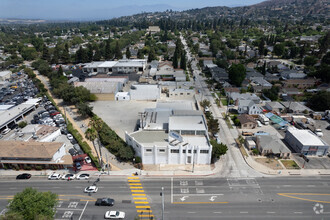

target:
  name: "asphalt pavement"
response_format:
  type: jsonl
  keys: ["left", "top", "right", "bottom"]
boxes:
{"left": 0, "top": 176, "right": 330, "bottom": 219}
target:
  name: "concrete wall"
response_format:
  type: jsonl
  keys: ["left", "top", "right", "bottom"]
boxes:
{"left": 40, "top": 129, "right": 61, "bottom": 142}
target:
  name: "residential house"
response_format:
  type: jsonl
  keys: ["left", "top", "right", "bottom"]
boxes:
{"left": 280, "top": 70, "right": 307, "bottom": 79}
{"left": 250, "top": 77, "right": 273, "bottom": 92}
{"left": 229, "top": 92, "right": 261, "bottom": 105}
{"left": 209, "top": 67, "right": 229, "bottom": 83}
{"left": 238, "top": 100, "right": 262, "bottom": 115}
{"left": 237, "top": 114, "right": 257, "bottom": 129}
{"left": 147, "top": 26, "right": 160, "bottom": 34}
{"left": 246, "top": 68, "right": 264, "bottom": 80}
{"left": 280, "top": 102, "right": 313, "bottom": 114}
{"left": 283, "top": 78, "right": 317, "bottom": 89}
{"left": 256, "top": 135, "right": 291, "bottom": 158}
{"left": 265, "top": 102, "right": 285, "bottom": 113}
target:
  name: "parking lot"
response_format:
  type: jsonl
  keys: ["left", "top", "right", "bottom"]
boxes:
{"left": 292, "top": 153, "right": 330, "bottom": 169}
{"left": 91, "top": 100, "right": 157, "bottom": 139}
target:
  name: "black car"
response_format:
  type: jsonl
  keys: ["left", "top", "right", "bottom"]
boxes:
{"left": 16, "top": 173, "right": 32, "bottom": 179}
{"left": 69, "top": 148, "right": 78, "bottom": 156}
{"left": 326, "top": 125, "right": 330, "bottom": 130}
{"left": 95, "top": 198, "right": 115, "bottom": 206}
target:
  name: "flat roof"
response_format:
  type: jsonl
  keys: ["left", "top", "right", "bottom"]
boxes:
{"left": 98, "top": 61, "right": 118, "bottom": 68}
{"left": 0, "top": 105, "right": 14, "bottom": 111}
{"left": 287, "top": 128, "right": 327, "bottom": 146}
{"left": 156, "top": 101, "right": 194, "bottom": 111}
{"left": 0, "top": 102, "right": 36, "bottom": 128}
{"left": 130, "top": 130, "right": 168, "bottom": 144}
{"left": 182, "top": 135, "right": 210, "bottom": 147}
{"left": 0, "top": 141, "right": 64, "bottom": 159}
{"left": 0, "top": 70, "right": 11, "bottom": 76}
{"left": 74, "top": 81, "right": 119, "bottom": 94}
{"left": 169, "top": 116, "right": 206, "bottom": 131}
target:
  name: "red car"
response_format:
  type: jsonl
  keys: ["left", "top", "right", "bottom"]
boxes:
{"left": 50, "top": 111, "right": 60, "bottom": 116}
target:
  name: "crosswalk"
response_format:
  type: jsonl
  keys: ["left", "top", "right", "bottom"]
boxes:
{"left": 127, "top": 175, "right": 154, "bottom": 219}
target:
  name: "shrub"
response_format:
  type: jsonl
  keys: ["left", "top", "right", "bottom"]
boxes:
{"left": 18, "top": 121, "right": 27, "bottom": 128}
{"left": 35, "top": 166, "right": 42, "bottom": 170}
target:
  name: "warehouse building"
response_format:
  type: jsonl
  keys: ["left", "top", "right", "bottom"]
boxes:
{"left": 285, "top": 128, "right": 329, "bottom": 156}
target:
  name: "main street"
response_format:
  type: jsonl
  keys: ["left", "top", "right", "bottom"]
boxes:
{"left": 0, "top": 176, "right": 330, "bottom": 219}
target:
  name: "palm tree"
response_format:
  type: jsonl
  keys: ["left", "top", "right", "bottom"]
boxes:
{"left": 88, "top": 116, "right": 104, "bottom": 168}
{"left": 85, "top": 127, "right": 101, "bottom": 166}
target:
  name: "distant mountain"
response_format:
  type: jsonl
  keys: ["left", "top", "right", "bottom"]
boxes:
{"left": 0, "top": 18, "right": 48, "bottom": 24}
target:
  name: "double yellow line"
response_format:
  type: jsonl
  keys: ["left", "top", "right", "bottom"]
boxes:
{"left": 128, "top": 176, "right": 154, "bottom": 219}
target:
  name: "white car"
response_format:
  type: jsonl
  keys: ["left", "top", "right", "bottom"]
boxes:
{"left": 76, "top": 173, "right": 90, "bottom": 180}
{"left": 62, "top": 174, "right": 76, "bottom": 180}
{"left": 85, "top": 156, "right": 91, "bottom": 164}
{"left": 104, "top": 211, "right": 125, "bottom": 219}
{"left": 67, "top": 134, "right": 73, "bottom": 140}
{"left": 84, "top": 185, "right": 98, "bottom": 193}
{"left": 48, "top": 173, "right": 61, "bottom": 180}
{"left": 2, "top": 128, "right": 11, "bottom": 135}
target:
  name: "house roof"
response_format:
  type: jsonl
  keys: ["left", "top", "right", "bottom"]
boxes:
{"left": 0, "top": 141, "right": 64, "bottom": 159}
{"left": 237, "top": 114, "right": 257, "bottom": 124}
{"left": 281, "top": 102, "right": 312, "bottom": 112}
{"left": 286, "top": 128, "right": 328, "bottom": 146}
{"left": 266, "top": 102, "right": 285, "bottom": 110}
{"left": 257, "top": 135, "right": 291, "bottom": 154}
{"left": 238, "top": 99, "right": 256, "bottom": 108}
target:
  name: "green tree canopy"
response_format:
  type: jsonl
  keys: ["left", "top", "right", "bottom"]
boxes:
{"left": 307, "top": 91, "right": 330, "bottom": 111}
{"left": 228, "top": 63, "right": 246, "bottom": 87}
{"left": 5, "top": 187, "right": 57, "bottom": 220}
{"left": 210, "top": 140, "right": 228, "bottom": 161}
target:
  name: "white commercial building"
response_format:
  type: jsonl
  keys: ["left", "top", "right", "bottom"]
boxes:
{"left": 82, "top": 59, "right": 147, "bottom": 74}
{"left": 130, "top": 84, "right": 160, "bottom": 101}
{"left": 285, "top": 128, "right": 329, "bottom": 156}
{"left": 0, "top": 70, "right": 12, "bottom": 81}
{"left": 125, "top": 106, "right": 212, "bottom": 165}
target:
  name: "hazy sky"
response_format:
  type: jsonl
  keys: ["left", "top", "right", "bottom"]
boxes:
{"left": 0, "top": 0, "right": 265, "bottom": 21}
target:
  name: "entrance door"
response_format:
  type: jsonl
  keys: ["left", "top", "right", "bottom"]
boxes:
{"left": 187, "top": 156, "right": 191, "bottom": 164}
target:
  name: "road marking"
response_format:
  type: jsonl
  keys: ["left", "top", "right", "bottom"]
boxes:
{"left": 128, "top": 177, "right": 139, "bottom": 179}
{"left": 133, "top": 197, "right": 147, "bottom": 200}
{"left": 240, "top": 212, "right": 248, "bottom": 214}
{"left": 283, "top": 185, "right": 292, "bottom": 187}
{"left": 137, "top": 210, "right": 152, "bottom": 212}
{"left": 128, "top": 180, "right": 140, "bottom": 182}
{"left": 171, "top": 177, "right": 173, "bottom": 204}
{"left": 173, "top": 194, "right": 224, "bottom": 196}
{"left": 294, "top": 212, "right": 302, "bottom": 214}
{"left": 139, "top": 215, "right": 154, "bottom": 217}
{"left": 131, "top": 190, "right": 144, "bottom": 193}
{"left": 307, "top": 185, "right": 315, "bottom": 187}
{"left": 173, "top": 202, "right": 228, "bottom": 204}
{"left": 213, "top": 212, "right": 222, "bottom": 214}
{"left": 52, "top": 187, "right": 61, "bottom": 189}
{"left": 9, "top": 188, "right": 17, "bottom": 189}
{"left": 135, "top": 201, "right": 149, "bottom": 204}
{"left": 188, "top": 212, "right": 196, "bottom": 213}
{"left": 78, "top": 201, "right": 88, "bottom": 220}
{"left": 129, "top": 183, "right": 142, "bottom": 185}
{"left": 130, "top": 186, "right": 143, "bottom": 189}
{"left": 136, "top": 206, "right": 150, "bottom": 209}
{"left": 133, "top": 194, "right": 146, "bottom": 196}
{"left": 267, "top": 212, "right": 275, "bottom": 214}
{"left": 277, "top": 193, "right": 330, "bottom": 204}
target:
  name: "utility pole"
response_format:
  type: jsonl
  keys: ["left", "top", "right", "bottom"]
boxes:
{"left": 161, "top": 187, "right": 164, "bottom": 220}
{"left": 192, "top": 147, "right": 195, "bottom": 173}
{"left": 63, "top": 107, "right": 68, "bottom": 125}
{"left": 106, "top": 153, "right": 110, "bottom": 175}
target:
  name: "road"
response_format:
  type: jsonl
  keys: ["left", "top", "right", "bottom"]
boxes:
{"left": 0, "top": 176, "right": 330, "bottom": 219}
{"left": 180, "top": 34, "right": 262, "bottom": 178}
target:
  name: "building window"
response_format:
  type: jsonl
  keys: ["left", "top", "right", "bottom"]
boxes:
{"left": 159, "top": 149, "right": 165, "bottom": 153}
{"left": 180, "top": 93, "right": 183, "bottom": 95}
{"left": 171, "top": 149, "right": 179, "bottom": 153}
{"left": 187, "top": 93, "right": 190, "bottom": 95}
{"left": 183, "top": 150, "right": 186, "bottom": 153}
{"left": 188, "top": 150, "right": 191, "bottom": 153}
{"left": 146, "top": 149, "right": 152, "bottom": 152}
{"left": 200, "top": 150, "right": 209, "bottom": 154}
{"left": 196, "top": 130, "right": 205, "bottom": 135}
{"left": 181, "top": 130, "right": 195, "bottom": 135}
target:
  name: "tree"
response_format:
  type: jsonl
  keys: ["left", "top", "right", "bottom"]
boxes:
{"left": 126, "top": 47, "right": 131, "bottom": 59}
{"left": 303, "top": 56, "right": 317, "bottom": 66}
{"left": 62, "top": 43, "right": 70, "bottom": 63}
{"left": 85, "top": 127, "right": 101, "bottom": 166}
{"left": 114, "top": 41, "right": 122, "bottom": 59}
{"left": 180, "top": 51, "right": 187, "bottom": 70}
{"left": 307, "top": 91, "right": 330, "bottom": 111}
{"left": 5, "top": 187, "right": 57, "bottom": 220}
{"left": 208, "top": 118, "right": 220, "bottom": 135}
{"left": 77, "top": 102, "right": 94, "bottom": 118}
{"left": 104, "top": 40, "right": 112, "bottom": 60}
{"left": 57, "top": 65, "right": 63, "bottom": 76}
{"left": 273, "top": 43, "right": 285, "bottom": 57}
{"left": 147, "top": 48, "right": 156, "bottom": 62}
{"left": 228, "top": 64, "right": 246, "bottom": 87}
{"left": 21, "top": 47, "right": 38, "bottom": 61}
{"left": 200, "top": 99, "right": 211, "bottom": 108}
{"left": 262, "top": 86, "right": 280, "bottom": 101}
{"left": 42, "top": 44, "right": 50, "bottom": 62}
{"left": 210, "top": 140, "right": 228, "bottom": 161}
{"left": 258, "top": 38, "right": 265, "bottom": 56}
{"left": 172, "top": 50, "right": 178, "bottom": 68}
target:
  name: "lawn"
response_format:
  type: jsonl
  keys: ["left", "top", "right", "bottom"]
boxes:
{"left": 221, "top": 98, "right": 228, "bottom": 106}
{"left": 281, "top": 160, "right": 300, "bottom": 169}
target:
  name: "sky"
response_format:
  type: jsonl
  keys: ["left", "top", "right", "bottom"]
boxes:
{"left": 0, "top": 0, "right": 265, "bottom": 21}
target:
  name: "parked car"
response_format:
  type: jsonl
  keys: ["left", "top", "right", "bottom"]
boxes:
{"left": 69, "top": 148, "right": 78, "bottom": 156}
{"left": 67, "top": 134, "right": 73, "bottom": 140}
{"left": 48, "top": 173, "right": 61, "bottom": 180}
{"left": 76, "top": 162, "right": 82, "bottom": 170}
{"left": 16, "top": 173, "right": 32, "bottom": 179}
{"left": 70, "top": 139, "right": 77, "bottom": 145}
{"left": 62, "top": 174, "right": 76, "bottom": 180}
{"left": 95, "top": 198, "right": 115, "bottom": 206}
{"left": 85, "top": 156, "right": 91, "bottom": 164}
{"left": 84, "top": 185, "right": 98, "bottom": 193}
{"left": 242, "top": 131, "right": 253, "bottom": 136}
{"left": 2, "top": 128, "right": 11, "bottom": 135}
{"left": 104, "top": 211, "right": 125, "bottom": 219}
{"left": 76, "top": 173, "right": 90, "bottom": 180}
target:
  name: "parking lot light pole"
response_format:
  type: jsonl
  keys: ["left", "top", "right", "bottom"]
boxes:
{"left": 160, "top": 187, "right": 164, "bottom": 220}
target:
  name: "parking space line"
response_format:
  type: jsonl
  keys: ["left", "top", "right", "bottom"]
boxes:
{"left": 78, "top": 201, "right": 88, "bottom": 220}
